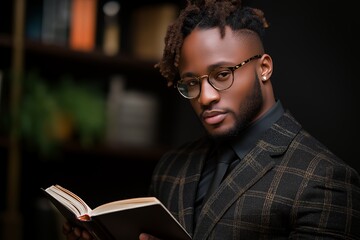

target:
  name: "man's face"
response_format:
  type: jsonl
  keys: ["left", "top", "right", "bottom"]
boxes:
{"left": 178, "top": 27, "right": 266, "bottom": 139}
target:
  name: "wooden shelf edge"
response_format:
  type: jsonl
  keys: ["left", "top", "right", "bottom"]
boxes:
{"left": 0, "top": 34, "right": 161, "bottom": 73}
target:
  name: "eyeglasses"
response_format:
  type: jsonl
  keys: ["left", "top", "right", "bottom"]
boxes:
{"left": 176, "top": 54, "right": 262, "bottom": 99}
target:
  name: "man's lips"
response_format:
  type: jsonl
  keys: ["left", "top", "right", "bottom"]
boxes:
{"left": 202, "top": 110, "right": 227, "bottom": 125}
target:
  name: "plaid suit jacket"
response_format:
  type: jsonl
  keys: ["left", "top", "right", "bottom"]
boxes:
{"left": 149, "top": 111, "right": 360, "bottom": 239}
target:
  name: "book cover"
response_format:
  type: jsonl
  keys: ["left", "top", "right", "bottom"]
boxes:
{"left": 42, "top": 184, "right": 192, "bottom": 240}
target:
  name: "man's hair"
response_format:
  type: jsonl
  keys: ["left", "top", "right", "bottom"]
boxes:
{"left": 155, "top": 0, "right": 269, "bottom": 87}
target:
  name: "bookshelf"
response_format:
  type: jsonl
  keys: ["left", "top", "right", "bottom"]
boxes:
{"left": 0, "top": 0, "right": 199, "bottom": 240}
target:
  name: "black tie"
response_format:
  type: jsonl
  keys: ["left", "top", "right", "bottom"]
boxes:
{"left": 205, "top": 145, "right": 238, "bottom": 198}
{"left": 194, "top": 145, "right": 238, "bottom": 225}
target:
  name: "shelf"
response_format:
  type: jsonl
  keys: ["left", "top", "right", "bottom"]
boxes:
{"left": 0, "top": 33, "right": 176, "bottom": 159}
{"left": 0, "top": 34, "right": 162, "bottom": 78}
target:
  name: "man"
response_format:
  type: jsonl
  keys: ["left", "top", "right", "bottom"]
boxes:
{"left": 63, "top": 0, "right": 360, "bottom": 239}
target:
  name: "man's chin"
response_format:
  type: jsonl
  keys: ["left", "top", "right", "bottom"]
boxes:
{"left": 208, "top": 127, "right": 239, "bottom": 142}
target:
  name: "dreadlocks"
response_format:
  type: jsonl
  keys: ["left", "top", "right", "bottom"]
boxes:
{"left": 155, "top": 0, "right": 269, "bottom": 87}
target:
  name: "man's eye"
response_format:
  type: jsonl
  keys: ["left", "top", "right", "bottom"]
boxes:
{"left": 214, "top": 70, "right": 231, "bottom": 81}
{"left": 184, "top": 79, "right": 198, "bottom": 87}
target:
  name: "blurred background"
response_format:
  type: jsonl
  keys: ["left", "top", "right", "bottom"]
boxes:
{"left": 0, "top": 0, "right": 358, "bottom": 239}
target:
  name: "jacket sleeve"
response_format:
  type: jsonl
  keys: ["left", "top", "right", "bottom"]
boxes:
{"left": 289, "top": 163, "right": 360, "bottom": 239}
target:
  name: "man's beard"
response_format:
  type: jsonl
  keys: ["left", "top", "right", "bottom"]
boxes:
{"left": 211, "top": 76, "right": 263, "bottom": 142}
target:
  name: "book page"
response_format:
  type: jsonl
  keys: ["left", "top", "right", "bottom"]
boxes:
{"left": 91, "top": 197, "right": 160, "bottom": 216}
{"left": 45, "top": 185, "right": 91, "bottom": 216}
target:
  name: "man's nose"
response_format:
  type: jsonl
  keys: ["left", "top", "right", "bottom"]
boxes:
{"left": 197, "top": 77, "right": 220, "bottom": 105}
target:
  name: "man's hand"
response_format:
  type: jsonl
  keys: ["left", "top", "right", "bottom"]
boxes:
{"left": 62, "top": 221, "right": 94, "bottom": 240}
{"left": 63, "top": 222, "right": 162, "bottom": 240}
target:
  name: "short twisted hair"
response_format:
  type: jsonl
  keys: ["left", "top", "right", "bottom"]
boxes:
{"left": 155, "top": 0, "right": 269, "bottom": 87}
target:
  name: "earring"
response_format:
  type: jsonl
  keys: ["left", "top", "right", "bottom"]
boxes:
{"left": 262, "top": 76, "right": 267, "bottom": 81}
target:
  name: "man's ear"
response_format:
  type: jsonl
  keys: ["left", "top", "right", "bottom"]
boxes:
{"left": 258, "top": 54, "right": 273, "bottom": 81}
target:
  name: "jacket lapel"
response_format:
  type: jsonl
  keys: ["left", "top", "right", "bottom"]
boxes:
{"left": 193, "top": 150, "right": 275, "bottom": 240}
{"left": 177, "top": 138, "right": 213, "bottom": 235}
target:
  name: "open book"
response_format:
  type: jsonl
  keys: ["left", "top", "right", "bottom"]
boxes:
{"left": 41, "top": 184, "right": 192, "bottom": 240}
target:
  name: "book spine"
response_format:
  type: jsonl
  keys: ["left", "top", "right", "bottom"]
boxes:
{"left": 69, "top": 0, "right": 98, "bottom": 51}
{"left": 41, "top": 0, "right": 70, "bottom": 45}
{"left": 25, "top": 3, "right": 42, "bottom": 41}
{"left": 131, "top": 4, "right": 178, "bottom": 60}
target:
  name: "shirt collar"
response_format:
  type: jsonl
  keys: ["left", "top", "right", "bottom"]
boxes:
{"left": 230, "top": 100, "right": 284, "bottom": 159}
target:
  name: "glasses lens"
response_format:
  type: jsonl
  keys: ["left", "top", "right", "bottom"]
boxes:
{"left": 209, "top": 68, "right": 233, "bottom": 90}
{"left": 177, "top": 78, "right": 200, "bottom": 99}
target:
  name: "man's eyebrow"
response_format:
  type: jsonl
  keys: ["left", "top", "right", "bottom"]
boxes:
{"left": 207, "top": 61, "right": 234, "bottom": 70}
{"left": 180, "top": 61, "right": 234, "bottom": 78}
